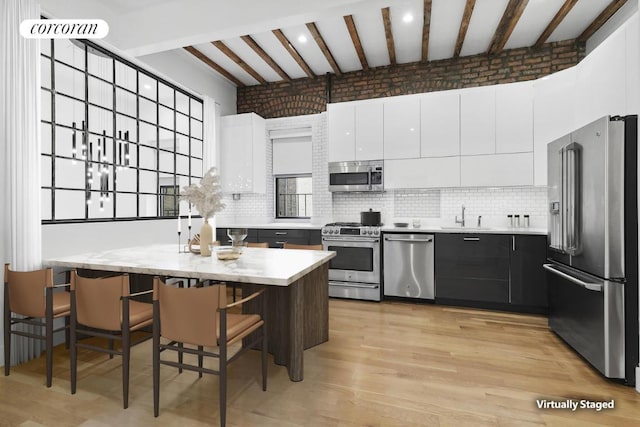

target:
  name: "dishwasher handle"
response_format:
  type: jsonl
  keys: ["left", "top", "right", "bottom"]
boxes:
{"left": 384, "top": 237, "right": 433, "bottom": 243}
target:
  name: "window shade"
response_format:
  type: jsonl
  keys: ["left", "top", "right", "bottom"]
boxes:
{"left": 272, "top": 132, "right": 312, "bottom": 175}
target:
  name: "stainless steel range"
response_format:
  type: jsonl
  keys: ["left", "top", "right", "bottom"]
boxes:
{"left": 321, "top": 222, "right": 381, "bottom": 301}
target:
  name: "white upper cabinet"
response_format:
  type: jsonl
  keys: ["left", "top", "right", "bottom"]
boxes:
{"left": 460, "top": 153, "right": 533, "bottom": 187}
{"left": 327, "top": 102, "right": 355, "bottom": 162}
{"left": 383, "top": 97, "right": 421, "bottom": 159}
{"left": 533, "top": 67, "right": 577, "bottom": 186}
{"left": 420, "top": 91, "right": 460, "bottom": 157}
{"left": 574, "top": 25, "right": 626, "bottom": 129}
{"left": 385, "top": 157, "right": 460, "bottom": 189}
{"left": 495, "top": 81, "right": 533, "bottom": 154}
{"left": 219, "top": 113, "right": 266, "bottom": 194}
{"left": 460, "top": 86, "right": 496, "bottom": 155}
{"left": 355, "top": 102, "right": 383, "bottom": 160}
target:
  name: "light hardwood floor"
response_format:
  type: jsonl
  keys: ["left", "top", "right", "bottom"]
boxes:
{"left": 1, "top": 299, "right": 640, "bottom": 426}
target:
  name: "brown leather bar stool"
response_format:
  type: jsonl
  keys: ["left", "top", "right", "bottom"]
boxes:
{"left": 282, "top": 243, "right": 323, "bottom": 250}
{"left": 69, "top": 271, "right": 153, "bottom": 409}
{"left": 3, "top": 264, "right": 70, "bottom": 387}
{"left": 247, "top": 242, "right": 269, "bottom": 248}
{"left": 152, "top": 277, "right": 267, "bottom": 426}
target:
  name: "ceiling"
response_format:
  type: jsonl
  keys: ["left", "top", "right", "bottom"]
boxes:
{"left": 40, "top": 0, "right": 631, "bottom": 88}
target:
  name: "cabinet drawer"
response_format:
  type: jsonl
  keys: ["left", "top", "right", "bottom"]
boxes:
{"left": 436, "top": 234, "right": 509, "bottom": 280}
{"left": 436, "top": 233, "right": 510, "bottom": 258}
{"left": 258, "top": 229, "right": 308, "bottom": 239}
{"left": 262, "top": 237, "right": 308, "bottom": 249}
{"left": 436, "top": 277, "right": 509, "bottom": 303}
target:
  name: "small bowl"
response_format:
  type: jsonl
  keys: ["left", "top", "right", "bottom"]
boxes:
{"left": 393, "top": 222, "right": 409, "bottom": 228}
{"left": 216, "top": 245, "right": 242, "bottom": 261}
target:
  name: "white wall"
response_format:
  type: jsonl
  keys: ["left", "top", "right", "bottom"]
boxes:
{"left": 587, "top": 0, "right": 639, "bottom": 53}
{"left": 138, "top": 49, "right": 237, "bottom": 116}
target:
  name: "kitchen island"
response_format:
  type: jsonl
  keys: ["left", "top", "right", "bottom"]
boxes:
{"left": 44, "top": 244, "right": 336, "bottom": 381}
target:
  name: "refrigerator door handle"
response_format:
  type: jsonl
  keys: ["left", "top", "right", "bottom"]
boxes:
{"left": 564, "top": 143, "right": 582, "bottom": 255}
{"left": 543, "top": 264, "right": 603, "bottom": 292}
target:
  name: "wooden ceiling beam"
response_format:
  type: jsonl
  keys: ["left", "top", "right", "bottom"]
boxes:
{"left": 421, "top": 0, "right": 432, "bottom": 62}
{"left": 306, "top": 22, "right": 342, "bottom": 76}
{"left": 241, "top": 35, "right": 290, "bottom": 81}
{"left": 534, "top": 0, "right": 579, "bottom": 48}
{"left": 272, "top": 29, "right": 316, "bottom": 78}
{"left": 211, "top": 40, "right": 267, "bottom": 84}
{"left": 344, "top": 15, "right": 368, "bottom": 71}
{"left": 182, "top": 46, "right": 245, "bottom": 87}
{"left": 381, "top": 7, "right": 396, "bottom": 65}
{"left": 577, "top": 0, "right": 628, "bottom": 42}
{"left": 454, "top": 0, "right": 476, "bottom": 57}
{"left": 488, "top": 0, "right": 530, "bottom": 55}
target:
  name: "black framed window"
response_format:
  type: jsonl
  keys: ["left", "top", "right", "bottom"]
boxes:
{"left": 276, "top": 176, "right": 312, "bottom": 219}
{"left": 40, "top": 38, "right": 204, "bottom": 223}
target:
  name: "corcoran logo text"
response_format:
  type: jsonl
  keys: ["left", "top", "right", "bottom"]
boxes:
{"left": 20, "top": 19, "right": 109, "bottom": 39}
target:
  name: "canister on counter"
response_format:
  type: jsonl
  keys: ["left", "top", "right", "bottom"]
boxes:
{"left": 523, "top": 214, "right": 530, "bottom": 227}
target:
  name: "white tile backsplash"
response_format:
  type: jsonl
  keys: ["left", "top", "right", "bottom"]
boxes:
{"left": 217, "top": 114, "right": 549, "bottom": 228}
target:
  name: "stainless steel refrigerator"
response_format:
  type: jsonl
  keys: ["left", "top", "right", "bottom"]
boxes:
{"left": 545, "top": 115, "right": 638, "bottom": 385}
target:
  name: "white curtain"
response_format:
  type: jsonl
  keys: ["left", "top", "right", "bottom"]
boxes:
{"left": 1, "top": 0, "right": 43, "bottom": 365}
{"left": 202, "top": 96, "right": 220, "bottom": 229}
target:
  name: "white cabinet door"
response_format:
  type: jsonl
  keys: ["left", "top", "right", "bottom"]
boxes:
{"left": 385, "top": 157, "right": 460, "bottom": 189}
{"left": 574, "top": 26, "right": 626, "bottom": 129}
{"left": 421, "top": 91, "right": 460, "bottom": 157}
{"left": 327, "top": 103, "right": 355, "bottom": 162}
{"left": 460, "top": 86, "right": 495, "bottom": 155}
{"left": 533, "top": 66, "right": 577, "bottom": 186}
{"left": 383, "top": 97, "right": 420, "bottom": 159}
{"left": 495, "top": 81, "right": 533, "bottom": 154}
{"left": 219, "top": 113, "right": 266, "bottom": 194}
{"left": 355, "top": 102, "right": 383, "bottom": 160}
{"left": 460, "top": 153, "right": 533, "bottom": 187}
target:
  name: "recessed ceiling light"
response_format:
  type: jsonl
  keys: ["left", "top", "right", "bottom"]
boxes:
{"left": 298, "top": 34, "right": 307, "bottom": 43}
{"left": 403, "top": 13, "right": 414, "bottom": 23}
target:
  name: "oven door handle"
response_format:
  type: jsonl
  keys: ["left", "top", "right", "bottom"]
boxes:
{"left": 322, "top": 237, "right": 380, "bottom": 243}
{"left": 329, "top": 281, "right": 379, "bottom": 289}
{"left": 384, "top": 237, "right": 433, "bottom": 243}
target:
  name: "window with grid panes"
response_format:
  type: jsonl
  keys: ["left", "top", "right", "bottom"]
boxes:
{"left": 40, "top": 39, "right": 204, "bottom": 222}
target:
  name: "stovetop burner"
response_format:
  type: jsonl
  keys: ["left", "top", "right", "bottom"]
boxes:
{"left": 325, "top": 222, "right": 362, "bottom": 227}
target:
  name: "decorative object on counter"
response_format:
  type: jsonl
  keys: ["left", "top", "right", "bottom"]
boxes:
{"left": 361, "top": 209, "right": 381, "bottom": 226}
{"left": 508, "top": 214, "right": 514, "bottom": 227}
{"left": 524, "top": 214, "right": 530, "bottom": 227}
{"left": 477, "top": 215, "right": 482, "bottom": 228}
{"left": 514, "top": 214, "right": 521, "bottom": 228}
{"left": 215, "top": 245, "right": 243, "bottom": 260}
{"left": 180, "top": 168, "right": 225, "bottom": 257}
{"left": 188, "top": 234, "right": 201, "bottom": 254}
{"left": 393, "top": 222, "right": 409, "bottom": 228}
{"left": 412, "top": 219, "right": 421, "bottom": 228}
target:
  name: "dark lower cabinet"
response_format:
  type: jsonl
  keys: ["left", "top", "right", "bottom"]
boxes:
{"left": 215, "top": 228, "right": 258, "bottom": 245}
{"left": 215, "top": 227, "right": 321, "bottom": 248}
{"left": 509, "top": 234, "right": 548, "bottom": 308}
{"left": 435, "top": 232, "right": 548, "bottom": 312}
{"left": 435, "top": 234, "right": 510, "bottom": 303}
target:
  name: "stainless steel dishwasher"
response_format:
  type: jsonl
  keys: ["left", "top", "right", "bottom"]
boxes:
{"left": 383, "top": 233, "right": 434, "bottom": 300}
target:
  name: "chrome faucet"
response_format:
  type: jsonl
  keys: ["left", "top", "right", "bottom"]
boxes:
{"left": 455, "top": 204, "right": 466, "bottom": 227}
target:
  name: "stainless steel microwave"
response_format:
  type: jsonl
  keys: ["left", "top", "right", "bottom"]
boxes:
{"left": 328, "top": 160, "right": 383, "bottom": 192}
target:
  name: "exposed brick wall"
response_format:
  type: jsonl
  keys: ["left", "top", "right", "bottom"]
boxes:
{"left": 237, "top": 39, "right": 585, "bottom": 118}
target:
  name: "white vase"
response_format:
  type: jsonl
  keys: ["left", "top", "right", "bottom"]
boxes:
{"left": 200, "top": 219, "right": 213, "bottom": 257}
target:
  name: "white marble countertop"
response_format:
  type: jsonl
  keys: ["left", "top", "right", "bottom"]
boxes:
{"left": 43, "top": 244, "right": 335, "bottom": 286}
{"left": 217, "top": 222, "right": 323, "bottom": 230}
{"left": 381, "top": 225, "right": 547, "bottom": 235}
